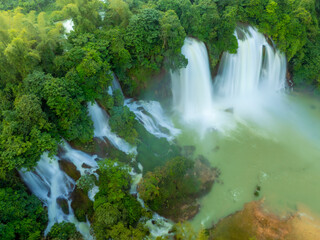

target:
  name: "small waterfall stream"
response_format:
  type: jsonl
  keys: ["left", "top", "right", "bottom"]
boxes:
{"left": 19, "top": 152, "right": 93, "bottom": 239}
{"left": 62, "top": 19, "right": 74, "bottom": 34}
{"left": 87, "top": 101, "right": 137, "bottom": 155}
{"left": 125, "top": 99, "right": 180, "bottom": 142}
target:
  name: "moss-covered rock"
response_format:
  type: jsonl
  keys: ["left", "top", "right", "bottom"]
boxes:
{"left": 192, "top": 155, "right": 220, "bottom": 195}
{"left": 208, "top": 201, "right": 292, "bottom": 240}
{"left": 58, "top": 159, "right": 81, "bottom": 181}
{"left": 181, "top": 145, "right": 196, "bottom": 158}
{"left": 139, "top": 68, "right": 172, "bottom": 101}
{"left": 71, "top": 186, "right": 94, "bottom": 222}
{"left": 56, "top": 197, "right": 69, "bottom": 215}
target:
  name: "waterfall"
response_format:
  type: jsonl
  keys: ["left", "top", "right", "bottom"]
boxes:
{"left": 214, "top": 26, "right": 286, "bottom": 100}
{"left": 171, "top": 38, "right": 235, "bottom": 134}
{"left": 107, "top": 74, "right": 180, "bottom": 142}
{"left": 62, "top": 19, "right": 74, "bottom": 34}
{"left": 128, "top": 163, "right": 173, "bottom": 238}
{"left": 171, "top": 37, "right": 215, "bottom": 124}
{"left": 171, "top": 27, "right": 287, "bottom": 133}
{"left": 108, "top": 74, "right": 123, "bottom": 96}
{"left": 60, "top": 142, "right": 100, "bottom": 201}
{"left": 60, "top": 141, "right": 98, "bottom": 176}
{"left": 125, "top": 99, "right": 180, "bottom": 141}
{"left": 19, "top": 153, "right": 93, "bottom": 239}
{"left": 87, "top": 101, "right": 137, "bottom": 155}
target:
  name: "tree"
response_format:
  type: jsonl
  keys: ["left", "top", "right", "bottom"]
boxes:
{"left": 125, "top": 8, "right": 163, "bottom": 81}
{"left": 0, "top": 94, "right": 57, "bottom": 176}
{"left": 139, "top": 156, "right": 200, "bottom": 213}
{"left": 4, "top": 37, "right": 41, "bottom": 80}
{"left": 160, "top": 10, "right": 187, "bottom": 70}
{"left": 42, "top": 74, "right": 93, "bottom": 142}
{"left": 155, "top": 0, "right": 193, "bottom": 32}
{"left": 76, "top": 174, "right": 96, "bottom": 192}
{"left": 55, "top": 0, "right": 103, "bottom": 33}
{"left": 0, "top": 9, "right": 63, "bottom": 84}
{"left": 0, "top": 0, "right": 54, "bottom": 12}
{"left": 0, "top": 187, "right": 47, "bottom": 240}
{"left": 103, "top": 0, "right": 132, "bottom": 28}
{"left": 92, "top": 159, "right": 148, "bottom": 240}
{"left": 47, "top": 222, "right": 82, "bottom": 240}
{"left": 109, "top": 106, "right": 138, "bottom": 145}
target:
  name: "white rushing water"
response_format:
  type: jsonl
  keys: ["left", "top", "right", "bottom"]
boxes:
{"left": 214, "top": 26, "right": 286, "bottom": 100}
{"left": 107, "top": 74, "right": 123, "bottom": 95}
{"left": 62, "top": 19, "right": 74, "bottom": 34}
{"left": 87, "top": 101, "right": 137, "bottom": 155}
{"left": 19, "top": 80, "right": 178, "bottom": 239}
{"left": 171, "top": 38, "right": 235, "bottom": 134}
{"left": 60, "top": 141, "right": 99, "bottom": 176}
{"left": 171, "top": 27, "right": 287, "bottom": 134}
{"left": 60, "top": 142, "right": 100, "bottom": 201}
{"left": 19, "top": 152, "right": 92, "bottom": 239}
{"left": 171, "top": 38, "right": 216, "bottom": 124}
{"left": 125, "top": 99, "right": 180, "bottom": 141}
{"left": 108, "top": 74, "right": 180, "bottom": 142}
{"left": 129, "top": 163, "right": 173, "bottom": 238}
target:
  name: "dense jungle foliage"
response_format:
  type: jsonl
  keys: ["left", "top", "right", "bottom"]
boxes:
{"left": 0, "top": 0, "right": 319, "bottom": 239}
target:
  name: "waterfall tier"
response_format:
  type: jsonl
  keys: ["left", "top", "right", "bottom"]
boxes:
{"left": 171, "top": 37, "right": 215, "bottom": 124}
{"left": 87, "top": 102, "right": 137, "bottom": 155}
{"left": 19, "top": 152, "right": 93, "bottom": 239}
{"left": 214, "top": 26, "right": 286, "bottom": 99}
{"left": 171, "top": 27, "right": 287, "bottom": 133}
{"left": 125, "top": 99, "right": 180, "bottom": 142}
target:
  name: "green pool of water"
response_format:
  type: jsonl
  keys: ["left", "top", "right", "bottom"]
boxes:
{"left": 174, "top": 92, "right": 320, "bottom": 230}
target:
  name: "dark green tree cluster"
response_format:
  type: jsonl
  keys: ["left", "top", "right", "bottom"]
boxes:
{"left": 47, "top": 0, "right": 190, "bottom": 96}
{"left": 109, "top": 106, "right": 138, "bottom": 144}
{"left": 47, "top": 222, "right": 82, "bottom": 240}
{"left": 92, "top": 159, "right": 149, "bottom": 240}
{"left": 0, "top": 0, "right": 55, "bottom": 12}
{"left": 0, "top": 176, "right": 48, "bottom": 240}
{"left": 101, "top": 1, "right": 188, "bottom": 95}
